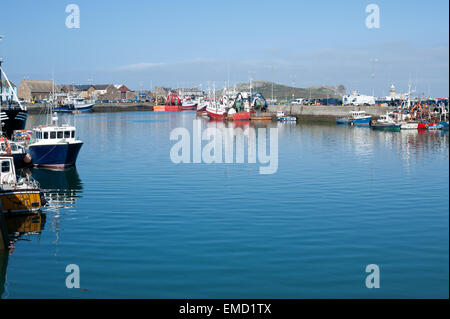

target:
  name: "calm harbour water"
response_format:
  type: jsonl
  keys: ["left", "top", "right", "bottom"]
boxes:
{"left": 1, "top": 111, "right": 448, "bottom": 298}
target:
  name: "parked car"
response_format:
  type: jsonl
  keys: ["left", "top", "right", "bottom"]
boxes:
{"left": 290, "top": 98, "right": 303, "bottom": 105}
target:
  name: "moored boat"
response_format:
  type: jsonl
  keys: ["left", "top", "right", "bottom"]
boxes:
{"left": 0, "top": 61, "right": 28, "bottom": 138}
{"left": 181, "top": 98, "right": 198, "bottom": 110}
{"left": 0, "top": 156, "right": 44, "bottom": 214}
{"left": 277, "top": 111, "right": 296, "bottom": 122}
{"left": 400, "top": 121, "right": 419, "bottom": 130}
{"left": 0, "top": 137, "right": 31, "bottom": 168}
{"left": 371, "top": 113, "right": 401, "bottom": 131}
{"left": 206, "top": 103, "right": 226, "bottom": 120}
{"left": 350, "top": 111, "right": 372, "bottom": 126}
{"left": 28, "top": 113, "right": 83, "bottom": 169}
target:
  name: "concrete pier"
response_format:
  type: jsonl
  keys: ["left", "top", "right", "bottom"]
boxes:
{"left": 26, "top": 102, "right": 154, "bottom": 114}
{"left": 267, "top": 104, "right": 393, "bottom": 120}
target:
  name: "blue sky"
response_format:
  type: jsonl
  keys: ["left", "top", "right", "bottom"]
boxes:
{"left": 0, "top": 0, "right": 448, "bottom": 96}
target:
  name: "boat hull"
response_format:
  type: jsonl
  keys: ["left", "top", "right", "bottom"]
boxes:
{"left": 418, "top": 123, "right": 430, "bottom": 130}
{"left": 371, "top": 123, "right": 401, "bottom": 131}
{"left": 1, "top": 108, "right": 28, "bottom": 139}
{"left": 401, "top": 122, "right": 419, "bottom": 130}
{"left": 336, "top": 118, "right": 351, "bottom": 125}
{"left": 352, "top": 116, "right": 372, "bottom": 126}
{"left": 0, "top": 188, "right": 42, "bottom": 214}
{"left": 165, "top": 105, "right": 181, "bottom": 112}
{"left": 206, "top": 109, "right": 226, "bottom": 120}
{"left": 231, "top": 111, "right": 250, "bottom": 121}
{"left": 28, "top": 142, "right": 83, "bottom": 169}
{"left": 74, "top": 103, "right": 94, "bottom": 112}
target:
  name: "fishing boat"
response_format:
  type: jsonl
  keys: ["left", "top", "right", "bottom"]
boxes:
{"left": 350, "top": 111, "right": 372, "bottom": 126}
{"left": 180, "top": 97, "right": 198, "bottom": 110}
{"left": 276, "top": 111, "right": 296, "bottom": 122}
{"left": 0, "top": 137, "right": 31, "bottom": 168}
{"left": 206, "top": 102, "right": 226, "bottom": 120}
{"left": 0, "top": 156, "right": 43, "bottom": 214}
{"left": 400, "top": 121, "right": 419, "bottom": 130}
{"left": 427, "top": 123, "right": 443, "bottom": 130}
{"left": 28, "top": 114, "right": 83, "bottom": 169}
{"left": 227, "top": 92, "right": 251, "bottom": 121}
{"left": 55, "top": 95, "right": 95, "bottom": 113}
{"left": 196, "top": 97, "right": 208, "bottom": 112}
{"left": 371, "top": 113, "right": 401, "bottom": 131}
{"left": 0, "top": 60, "right": 28, "bottom": 138}
{"left": 205, "top": 83, "right": 227, "bottom": 120}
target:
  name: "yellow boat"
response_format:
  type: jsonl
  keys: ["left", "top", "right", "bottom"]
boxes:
{"left": 0, "top": 156, "right": 44, "bottom": 214}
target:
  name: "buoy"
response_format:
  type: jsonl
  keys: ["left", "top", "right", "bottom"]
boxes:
{"left": 24, "top": 153, "right": 32, "bottom": 164}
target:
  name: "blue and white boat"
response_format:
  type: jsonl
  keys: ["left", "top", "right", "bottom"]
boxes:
{"left": 276, "top": 111, "right": 296, "bottom": 122}
{"left": 55, "top": 96, "right": 95, "bottom": 113}
{"left": 27, "top": 113, "right": 83, "bottom": 169}
{"left": 350, "top": 111, "right": 372, "bottom": 126}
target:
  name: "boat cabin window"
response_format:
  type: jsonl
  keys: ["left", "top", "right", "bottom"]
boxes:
{"left": 57, "top": 131, "right": 63, "bottom": 138}
{"left": 44, "top": 132, "right": 48, "bottom": 139}
{"left": 71, "top": 131, "right": 75, "bottom": 138}
{"left": 1, "top": 160, "right": 10, "bottom": 173}
{"left": 64, "top": 131, "right": 70, "bottom": 138}
{"left": 50, "top": 132, "right": 56, "bottom": 139}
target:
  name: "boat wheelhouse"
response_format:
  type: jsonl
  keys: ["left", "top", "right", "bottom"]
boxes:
{"left": 350, "top": 111, "right": 372, "bottom": 126}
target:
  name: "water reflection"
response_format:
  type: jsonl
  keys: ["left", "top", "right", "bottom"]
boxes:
{"left": 0, "top": 212, "right": 47, "bottom": 298}
{"left": 28, "top": 167, "right": 83, "bottom": 211}
{"left": 0, "top": 252, "right": 7, "bottom": 299}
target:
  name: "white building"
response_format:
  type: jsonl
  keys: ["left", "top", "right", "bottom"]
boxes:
{"left": 0, "top": 80, "right": 18, "bottom": 102}
{"left": 385, "top": 84, "right": 407, "bottom": 101}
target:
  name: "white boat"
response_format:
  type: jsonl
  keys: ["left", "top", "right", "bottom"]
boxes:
{"left": 276, "top": 111, "right": 296, "bottom": 122}
{"left": 0, "top": 137, "right": 30, "bottom": 167}
{"left": 58, "top": 95, "right": 95, "bottom": 112}
{"left": 400, "top": 121, "right": 419, "bottom": 130}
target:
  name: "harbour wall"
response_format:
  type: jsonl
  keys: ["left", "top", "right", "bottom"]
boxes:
{"left": 267, "top": 105, "right": 393, "bottom": 120}
{"left": 26, "top": 103, "right": 391, "bottom": 119}
{"left": 26, "top": 102, "right": 154, "bottom": 114}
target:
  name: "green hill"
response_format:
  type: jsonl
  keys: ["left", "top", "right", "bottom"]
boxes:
{"left": 221, "top": 81, "right": 346, "bottom": 101}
